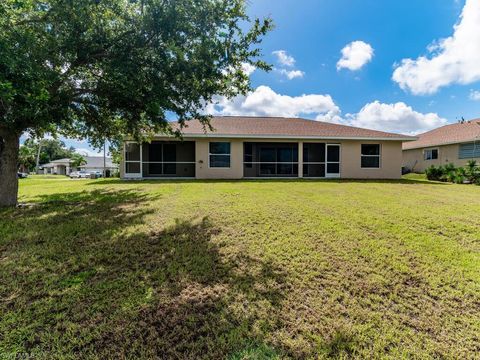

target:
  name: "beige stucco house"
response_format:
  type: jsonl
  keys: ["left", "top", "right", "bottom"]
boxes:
{"left": 403, "top": 119, "right": 480, "bottom": 173}
{"left": 121, "top": 116, "right": 415, "bottom": 180}
{"left": 41, "top": 156, "right": 118, "bottom": 176}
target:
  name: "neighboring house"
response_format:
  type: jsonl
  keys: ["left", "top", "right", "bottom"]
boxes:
{"left": 40, "top": 158, "right": 72, "bottom": 175}
{"left": 403, "top": 119, "right": 480, "bottom": 173}
{"left": 121, "top": 116, "right": 415, "bottom": 180}
{"left": 41, "top": 156, "right": 118, "bottom": 176}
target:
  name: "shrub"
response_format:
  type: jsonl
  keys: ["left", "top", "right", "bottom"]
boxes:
{"left": 441, "top": 163, "right": 456, "bottom": 182}
{"left": 424, "top": 164, "right": 471, "bottom": 184}
{"left": 465, "top": 160, "right": 480, "bottom": 183}
{"left": 425, "top": 165, "right": 443, "bottom": 181}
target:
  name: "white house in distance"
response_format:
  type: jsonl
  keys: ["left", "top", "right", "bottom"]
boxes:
{"left": 41, "top": 156, "right": 118, "bottom": 176}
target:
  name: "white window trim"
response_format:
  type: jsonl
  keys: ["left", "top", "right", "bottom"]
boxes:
{"left": 208, "top": 142, "right": 231, "bottom": 168}
{"left": 424, "top": 148, "right": 439, "bottom": 161}
{"left": 360, "top": 144, "right": 381, "bottom": 169}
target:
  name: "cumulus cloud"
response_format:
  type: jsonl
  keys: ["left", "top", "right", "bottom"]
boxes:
{"left": 206, "top": 85, "right": 340, "bottom": 119}
{"left": 272, "top": 50, "right": 296, "bottom": 67}
{"left": 337, "top": 41, "right": 374, "bottom": 71}
{"left": 277, "top": 69, "right": 305, "bottom": 80}
{"left": 469, "top": 90, "right": 480, "bottom": 101}
{"left": 344, "top": 101, "right": 447, "bottom": 134}
{"left": 392, "top": 0, "right": 480, "bottom": 95}
{"left": 241, "top": 62, "right": 256, "bottom": 76}
{"left": 206, "top": 86, "right": 445, "bottom": 134}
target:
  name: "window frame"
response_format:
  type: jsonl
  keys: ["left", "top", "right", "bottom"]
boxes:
{"left": 124, "top": 141, "right": 142, "bottom": 176}
{"left": 458, "top": 142, "right": 480, "bottom": 159}
{"left": 424, "top": 148, "right": 439, "bottom": 161}
{"left": 360, "top": 144, "right": 381, "bottom": 169}
{"left": 208, "top": 142, "right": 231, "bottom": 168}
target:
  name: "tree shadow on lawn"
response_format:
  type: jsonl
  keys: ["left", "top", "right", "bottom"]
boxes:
{"left": 0, "top": 190, "right": 288, "bottom": 359}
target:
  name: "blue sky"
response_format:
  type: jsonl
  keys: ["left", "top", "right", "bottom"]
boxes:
{"left": 38, "top": 0, "right": 480, "bottom": 155}
{"left": 247, "top": 0, "right": 467, "bottom": 116}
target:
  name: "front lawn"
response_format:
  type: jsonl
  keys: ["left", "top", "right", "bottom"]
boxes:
{"left": 1, "top": 177, "right": 479, "bottom": 359}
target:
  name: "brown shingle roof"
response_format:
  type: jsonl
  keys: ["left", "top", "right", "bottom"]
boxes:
{"left": 174, "top": 116, "right": 415, "bottom": 140}
{"left": 402, "top": 119, "right": 480, "bottom": 150}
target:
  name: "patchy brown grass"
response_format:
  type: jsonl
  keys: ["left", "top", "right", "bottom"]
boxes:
{"left": 1, "top": 176, "right": 480, "bottom": 359}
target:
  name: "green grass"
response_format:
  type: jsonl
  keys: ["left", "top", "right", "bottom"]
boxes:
{"left": 1, "top": 176, "right": 480, "bottom": 359}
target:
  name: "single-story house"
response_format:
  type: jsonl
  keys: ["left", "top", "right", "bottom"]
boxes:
{"left": 403, "top": 118, "right": 480, "bottom": 172}
{"left": 41, "top": 156, "right": 118, "bottom": 176}
{"left": 121, "top": 116, "right": 415, "bottom": 180}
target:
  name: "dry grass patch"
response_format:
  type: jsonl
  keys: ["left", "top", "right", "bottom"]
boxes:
{"left": 1, "top": 176, "right": 479, "bottom": 359}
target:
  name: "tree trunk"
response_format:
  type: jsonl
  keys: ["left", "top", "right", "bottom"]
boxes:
{"left": 0, "top": 127, "right": 20, "bottom": 207}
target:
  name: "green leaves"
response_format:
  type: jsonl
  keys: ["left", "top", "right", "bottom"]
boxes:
{"left": 0, "top": 0, "right": 272, "bottom": 142}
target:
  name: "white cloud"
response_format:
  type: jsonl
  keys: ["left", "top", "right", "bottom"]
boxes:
{"left": 336, "top": 41, "right": 374, "bottom": 71}
{"left": 206, "top": 86, "right": 445, "bottom": 135}
{"left": 271, "top": 50, "right": 304, "bottom": 80}
{"left": 207, "top": 85, "right": 340, "bottom": 119}
{"left": 272, "top": 50, "right": 295, "bottom": 67}
{"left": 75, "top": 148, "right": 103, "bottom": 157}
{"left": 277, "top": 68, "right": 305, "bottom": 80}
{"left": 344, "top": 101, "right": 447, "bottom": 134}
{"left": 241, "top": 62, "right": 256, "bottom": 76}
{"left": 392, "top": 0, "right": 480, "bottom": 95}
{"left": 469, "top": 90, "right": 480, "bottom": 101}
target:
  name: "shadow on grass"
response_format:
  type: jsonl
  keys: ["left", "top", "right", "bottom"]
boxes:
{"left": 92, "top": 217, "right": 288, "bottom": 358}
{"left": 0, "top": 190, "right": 288, "bottom": 358}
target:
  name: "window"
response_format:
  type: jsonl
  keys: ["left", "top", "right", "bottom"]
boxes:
{"left": 209, "top": 142, "right": 231, "bottom": 168}
{"left": 424, "top": 148, "right": 438, "bottom": 160}
{"left": 361, "top": 144, "right": 380, "bottom": 168}
{"left": 459, "top": 143, "right": 480, "bottom": 159}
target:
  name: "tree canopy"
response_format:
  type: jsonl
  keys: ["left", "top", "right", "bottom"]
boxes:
{"left": 18, "top": 138, "right": 77, "bottom": 172}
{"left": 0, "top": 0, "right": 272, "bottom": 206}
{"left": 1, "top": 0, "right": 271, "bottom": 141}
{"left": 70, "top": 153, "right": 87, "bottom": 169}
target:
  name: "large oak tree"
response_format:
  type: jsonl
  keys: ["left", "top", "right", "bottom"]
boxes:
{"left": 0, "top": 0, "right": 271, "bottom": 206}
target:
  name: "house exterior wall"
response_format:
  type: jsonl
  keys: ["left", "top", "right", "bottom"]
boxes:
{"left": 195, "top": 138, "right": 244, "bottom": 179}
{"left": 403, "top": 144, "right": 480, "bottom": 172}
{"left": 122, "top": 137, "right": 404, "bottom": 180}
{"left": 340, "top": 140, "right": 402, "bottom": 179}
